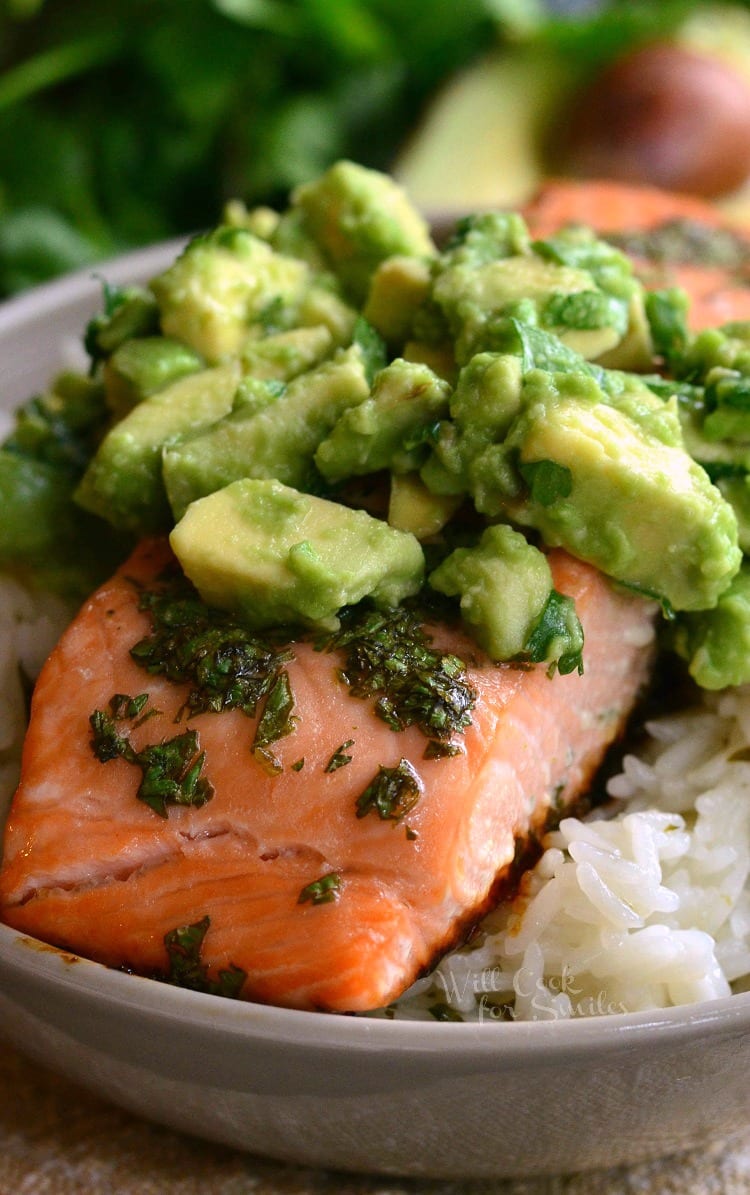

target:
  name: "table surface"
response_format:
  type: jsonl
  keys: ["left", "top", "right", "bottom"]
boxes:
{"left": 1, "top": 1042, "right": 750, "bottom": 1195}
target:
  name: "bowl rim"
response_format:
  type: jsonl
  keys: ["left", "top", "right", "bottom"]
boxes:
{"left": 3, "top": 920, "right": 750, "bottom": 1061}
{"left": 2, "top": 240, "right": 750, "bottom": 1064}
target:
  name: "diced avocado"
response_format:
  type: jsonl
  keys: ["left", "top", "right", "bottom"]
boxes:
{"left": 669, "top": 563, "right": 750, "bottom": 689}
{"left": 170, "top": 477, "right": 425, "bottom": 630}
{"left": 270, "top": 208, "right": 332, "bottom": 273}
{"left": 103, "top": 337, "right": 204, "bottom": 419}
{"left": 442, "top": 212, "right": 532, "bottom": 266}
{"left": 363, "top": 255, "right": 433, "bottom": 346}
{"left": 163, "top": 345, "right": 371, "bottom": 520}
{"left": 315, "top": 358, "right": 451, "bottom": 484}
{"left": 4, "top": 370, "right": 108, "bottom": 472}
{"left": 714, "top": 470, "right": 750, "bottom": 552}
{"left": 223, "top": 199, "right": 280, "bottom": 242}
{"left": 240, "top": 325, "right": 333, "bottom": 382}
{"left": 84, "top": 286, "right": 160, "bottom": 362}
{"left": 432, "top": 218, "right": 649, "bottom": 368}
{"left": 479, "top": 369, "right": 741, "bottom": 612}
{"left": 429, "top": 523, "right": 583, "bottom": 670}
{"left": 388, "top": 473, "right": 462, "bottom": 539}
{"left": 296, "top": 282, "right": 358, "bottom": 346}
{"left": 682, "top": 321, "right": 750, "bottom": 379}
{"left": 0, "top": 451, "right": 131, "bottom": 598}
{"left": 149, "top": 227, "right": 311, "bottom": 363}
{"left": 291, "top": 160, "right": 436, "bottom": 304}
{"left": 75, "top": 362, "right": 241, "bottom": 534}
{"left": 231, "top": 377, "right": 286, "bottom": 417}
{"left": 427, "top": 352, "right": 523, "bottom": 490}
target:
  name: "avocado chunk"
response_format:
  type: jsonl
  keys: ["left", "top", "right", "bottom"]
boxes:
{"left": 104, "top": 337, "right": 204, "bottom": 419}
{"left": 84, "top": 286, "right": 160, "bottom": 363}
{"left": 315, "top": 358, "right": 451, "bottom": 484}
{"left": 240, "top": 325, "right": 333, "bottom": 382}
{"left": 291, "top": 160, "right": 436, "bottom": 304}
{"left": 162, "top": 345, "right": 371, "bottom": 520}
{"left": 170, "top": 477, "right": 425, "bottom": 631}
{"left": 669, "top": 562, "right": 750, "bottom": 689}
{"left": 479, "top": 368, "right": 741, "bottom": 612}
{"left": 75, "top": 362, "right": 241, "bottom": 534}
{"left": 429, "top": 523, "right": 583, "bottom": 671}
{"left": 363, "top": 255, "right": 433, "bottom": 347}
{"left": 431, "top": 214, "right": 651, "bottom": 369}
{"left": 149, "top": 226, "right": 311, "bottom": 363}
{"left": 424, "top": 351, "right": 524, "bottom": 494}
{"left": 388, "top": 473, "right": 462, "bottom": 539}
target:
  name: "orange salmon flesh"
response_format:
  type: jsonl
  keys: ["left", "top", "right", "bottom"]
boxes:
{"left": 2, "top": 177, "right": 746, "bottom": 1012}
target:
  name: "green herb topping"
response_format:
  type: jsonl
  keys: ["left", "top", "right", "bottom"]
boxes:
{"left": 523, "top": 590, "right": 584, "bottom": 676}
{"left": 356, "top": 758, "right": 423, "bottom": 825}
{"left": 519, "top": 459, "right": 573, "bottom": 507}
{"left": 325, "top": 740, "right": 355, "bottom": 773}
{"left": 162, "top": 916, "right": 246, "bottom": 999}
{"left": 90, "top": 693, "right": 213, "bottom": 818}
{"left": 251, "top": 669, "right": 296, "bottom": 775}
{"left": 318, "top": 602, "right": 476, "bottom": 747}
{"left": 129, "top": 570, "right": 297, "bottom": 764}
{"left": 297, "top": 872, "right": 342, "bottom": 905}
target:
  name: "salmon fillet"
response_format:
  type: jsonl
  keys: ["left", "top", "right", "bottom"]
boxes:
{"left": 524, "top": 177, "right": 750, "bottom": 329}
{"left": 0, "top": 539, "right": 655, "bottom": 1011}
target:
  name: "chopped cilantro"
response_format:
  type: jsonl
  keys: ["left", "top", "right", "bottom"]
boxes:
{"left": 519, "top": 459, "right": 573, "bottom": 506}
{"left": 163, "top": 916, "right": 246, "bottom": 999}
{"left": 251, "top": 669, "right": 296, "bottom": 774}
{"left": 319, "top": 601, "right": 476, "bottom": 747}
{"left": 297, "top": 872, "right": 342, "bottom": 905}
{"left": 89, "top": 694, "right": 214, "bottom": 818}
{"left": 325, "top": 740, "right": 354, "bottom": 773}
{"left": 356, "top": 758, "right": 423, "bottom": 825}
{"left": 523, "top": 589, "right": 584, "bottom": 676}
{"left": 131, "top": 571, "right": 294, "bottom": 721}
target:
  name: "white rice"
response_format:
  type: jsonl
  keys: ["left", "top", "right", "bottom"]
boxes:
{"left": 387, "top": 688, "right": 750, "bottom": 1021}
{"left": 3, "top": 571, "right": 750, "bottom": 1021}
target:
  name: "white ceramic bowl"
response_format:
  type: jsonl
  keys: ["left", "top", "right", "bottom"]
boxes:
{"left": 1, "top": 246, "right": 750, "bottom": 1180}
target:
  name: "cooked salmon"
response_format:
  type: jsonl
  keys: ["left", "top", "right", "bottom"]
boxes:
{"left": 524, "top": 177, "right": 750, "bottom": 329}
{"left": 0, "top": 538, "right": 655, "bottom": 1011}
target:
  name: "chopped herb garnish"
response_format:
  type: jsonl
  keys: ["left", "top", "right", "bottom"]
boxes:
{"left": 131, "top": 571, "right": 294, "bottom": 722}
{"left": 519, "top": 459, "right": 573, "bottom": 507}
{"left": 523, "top": 589, "right": 584, "bottom": 677}
{"left": 109, "top": 692, "right": 149, "bottom": 719}
{"left": 89, "top": 694, "right": 213, "bottom": 818}
{"left": 297, "top": 872, "right": 342, "bottom": 905}
{"left": 162, "top": 915, "right": 246, "bottom": 999}
{"left": 423, "top": 739, "right": 462, "bottom": 760}
{"left": 291, "top": 758, "right": 305, "bottom": 772}
{"left": 135, "top": 731, "right": 213, "bottom": 818}
{"left": 356, "top": 758, "right": 423, "bottom": 824}
{"left": 251, "top": 669, "right": 296, "bottom": 774}
{"left": 318, "top": 601, "right": 476, "bottom": 747}
{"left": 325, "top": 739, "right": 355, "bottom": 772}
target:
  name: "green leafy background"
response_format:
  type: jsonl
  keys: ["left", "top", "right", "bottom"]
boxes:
{"left": 0, "top": 0, "right": 718, "bottom": 296}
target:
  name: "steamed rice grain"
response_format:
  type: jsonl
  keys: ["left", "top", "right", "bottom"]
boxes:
{"left": 386, "top": 689, "right": 750, "bottom": 1021}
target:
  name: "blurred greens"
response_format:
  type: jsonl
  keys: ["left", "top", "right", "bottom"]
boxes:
{"left": 0, "top": 0, "right": 722, "bottom": 296}
{"left": 0, "top": 0, "right": 505, "bottom": 296}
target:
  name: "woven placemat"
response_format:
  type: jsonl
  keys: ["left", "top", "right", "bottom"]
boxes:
{"left": 1, "top": 1042, "right": 749, "bottom": 1195}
